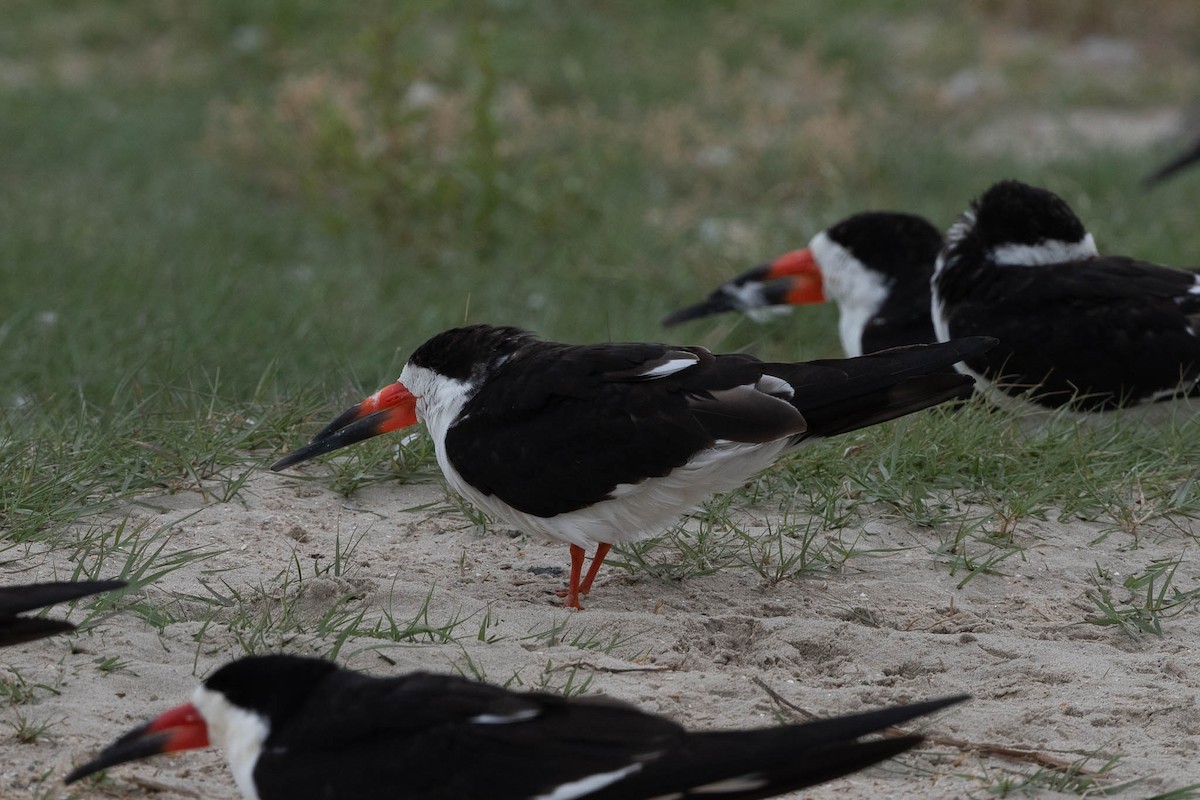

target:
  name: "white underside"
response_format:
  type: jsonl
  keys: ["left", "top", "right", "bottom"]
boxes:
{"left": 809, "top": 230, "right": 889, "bottom": 357}
{"left": 192, "top": 687, "right": 269, "bottom": 800}
{"left": 440, "top": 437, "right": 792, "bottom": 549}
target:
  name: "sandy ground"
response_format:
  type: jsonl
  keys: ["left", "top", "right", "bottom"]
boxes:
{"left": 2, "top": 462, "right": 1199, "bottom": 799}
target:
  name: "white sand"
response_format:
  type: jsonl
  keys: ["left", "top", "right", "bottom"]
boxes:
{"left": 3, "top": 466, "right": 1198, "bottom": 798}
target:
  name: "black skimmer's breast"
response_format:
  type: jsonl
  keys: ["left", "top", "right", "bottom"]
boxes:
{"left": 272, "top": 324, "right": 992, "bottom": 607}
{"left": 663, "top": 213, "right": 943, "bottom": 357}
{"left": 0, "top": 580, "right": 126, "bottom": 647}
{"left": 932, "top": 179, "right": 1200, "bottom": 412}
{"left": 67, "top": 653, "right": 968, "bottom": 800}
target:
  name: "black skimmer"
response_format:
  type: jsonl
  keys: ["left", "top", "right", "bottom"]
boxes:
{"left": 271, "top": 324, "right": 992, "bottom": 608}
{"left": 932, "top": 179, "right": 1200, "bottom": 412}
{"left": 663, "top": 213, "right": 944, "bottom": 357}
{"left": 67, "top": 653, "right": 967, "bottom": 799}
{"left": 0, "top": 580, "right": 126, "bottom": 647}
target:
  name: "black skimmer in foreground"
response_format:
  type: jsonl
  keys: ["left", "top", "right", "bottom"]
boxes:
{"left": 67, "top": 654, "right": 967, "bottom": 799}
{"left": 663, "top": 213, "right": 943, "bottom": 357}
{"left": 272, "top": 324, "right": 991, "bottom": 608}
{"left": 0, "top": 580, "right": 125, "bottom": 647}
{"left": 932, "top": 179, "right": 1200, "bottom": 412}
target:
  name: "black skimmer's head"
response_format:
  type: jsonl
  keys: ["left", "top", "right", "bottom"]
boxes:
{"left": 939, "top": 180, "right": 1096, "bottom": 279}
{"left": 0, "top": 580, "right": 126, "bottom": 647}
{"left": 933, "top": 180, "right": 1200, "bottom": 411}
{"left": 664, "top": 213, "right": 943, "bottom": 357}
{"left": 67, "top": 653, "right": 968, "bottom": 800}
{"left": 660, "top": 249, "right": 824, "bottom": 326}
{"left": 274, "top": 324, "right": 992, "bottom": 607}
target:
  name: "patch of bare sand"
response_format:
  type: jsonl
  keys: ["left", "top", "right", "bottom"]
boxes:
{"left": 2, "top": 468, "right": 1199, "bottom": 798}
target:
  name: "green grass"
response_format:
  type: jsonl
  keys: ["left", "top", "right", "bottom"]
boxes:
{"left": 6, "top": 4, "right": 1200, "bottom": 795}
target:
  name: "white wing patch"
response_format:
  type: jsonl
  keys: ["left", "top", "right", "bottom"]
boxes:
{"left": 638, "top": 355, "right": 700, "bottom": 379}
{"left": 471, "top": 709, "right": 540, "bottom": 725}
{"left": 534, "top": 763, "right": 643, "bottom": 800}
{"left": 1189, "top": 275, "right": 1200, "bottom": 295}
{"left": 754, "top": 374, "right": 794, "bottom": 399}
{"left": 691, "top": 773, "right": 768, "bottom": 793}
{"left": 989, "top": 233, "right": 1098, "bottom": 267}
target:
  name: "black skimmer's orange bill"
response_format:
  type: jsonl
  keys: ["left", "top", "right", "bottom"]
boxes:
{"left": 663, "top": 213, "right": 944, "bottom": 357}
{"left": 272, "top": 325, "right": 993, "bottom": 608}
{"left": 661, "top": 248, "right": 823, "bottom": 326}
{"left": 66, "top": 653, "right": 968, "bottom": 799}
{"left": 0, "top": 580, "right": 126, "bottom": 647}
{"left": 932, "top": 179, "right": 1200, "bottom": 412}
{"left": 1144, "top": 134, "right": 1200, "bottom": 187}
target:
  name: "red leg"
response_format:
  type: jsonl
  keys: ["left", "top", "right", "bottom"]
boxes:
{"left": 559, "top": 544, "right": 586, "bottom": 610}
{"left": 579, "top": 542, "right": 612, "bottom": 596}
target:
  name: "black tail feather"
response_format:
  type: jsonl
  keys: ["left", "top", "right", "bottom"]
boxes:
{"left": 587, "top": 694, "right": 968, "bottom": 800}
{"left": 776, "top": 337, "right": 994, "bottom": 440}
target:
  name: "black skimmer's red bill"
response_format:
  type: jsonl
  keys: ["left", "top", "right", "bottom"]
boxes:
{"left": 932, "top": 179, "right": 1200, "bottom": 412}
{"left": 272, "top": 324, "right": 992, "bottom": 608}
{"left": 0, "top": 580, "right": 126, "bottom": 647}
{"left": 66, "top": 653, "right": 968, "bottom": 799}
{"left": 1144, "top": 134, "right": 1200, "bottom": 187}
{"left": 663, "top": 213, "right": 944, "bottom": 357}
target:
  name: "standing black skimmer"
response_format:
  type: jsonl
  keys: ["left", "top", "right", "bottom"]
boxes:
{"left": 663, "top": 213, "right": 944, "bottom": 357}
{"left": 67, "top": 653, "right": 967, "bottom": 799}
{"left": 271, "top": 324, "right": 991, "bottom": 608}
{"left": 0, "top": 580, "right": 126, "bottom": 647}
{"left": 932, "top": 179, "right": 1200, "bottom": 412}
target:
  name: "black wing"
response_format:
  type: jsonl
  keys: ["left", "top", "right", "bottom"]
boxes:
{"left": 0, "top": 580, "right": 125, "bottom": 647}
{"left": 1145, "top": 135, "right": 1200, "bottom": 187}
{"left": 446, "top": 338, "right": 987, "bottom": 517}
{"left": 943, "top": 257, "right": 1200, "bottom": 409}
{"left": 446, "top": 341, "right": 807, "bottom": 517}
{"left": 255, "top": 669, "right": 965, "bottom": 800}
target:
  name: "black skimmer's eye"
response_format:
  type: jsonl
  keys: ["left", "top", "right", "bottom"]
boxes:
{"left": 270, "top": 381, "right": 418, "bottom": 471}
{"left": 65, "top": 702, "right": 210, "bottom": 784}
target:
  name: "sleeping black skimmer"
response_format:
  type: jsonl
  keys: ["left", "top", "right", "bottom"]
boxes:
{"left": 663, "top": 213, "right": 944, "bottom": 357}
{"left": 271, "top": 324, "right": 992, "bottom": 608}
{"left": 0, "top": 580, "right": 126, "bottom": 647}
{"left": 932, "top": 179, "right": 1200, "bottom": 412}
{"left": 67, "top": 653, "right": 968, "bottom": 799}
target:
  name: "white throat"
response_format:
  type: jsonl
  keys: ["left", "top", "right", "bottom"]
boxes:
{"left": 809, "top": 230, "right": 889, "bottom": 357}
{"left": 192, "top": 686, "right": 270, "bottom": 800}
{"left": 399, "top": 363, "right": 476, "bottom": 444}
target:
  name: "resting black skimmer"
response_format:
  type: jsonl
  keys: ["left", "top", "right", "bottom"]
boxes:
{"left": 272, "top": 325, "right": 991, "bottom": 608}
{"left": 663, "top": 213, "right": 943, "bottom": 357}
{"left": 67, "top": 653, "right": 967, "bottom": 799}
{"left": 932, "top": 179, "right": 1200, "bottom": 412}
{"left": 0, "top": 580, "right": 125, "bottom": 647}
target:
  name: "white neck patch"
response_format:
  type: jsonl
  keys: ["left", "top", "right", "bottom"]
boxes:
{"left": 192, "top": 686, "right": 270, "bottom": 800}
{"left": 989, "top": 233, "right": 1097, "bottom": 267}
{"left": 398, "top": 363, "right": 476, "bottom": 443}
{"left": 809, "top": 230, "right": 889, "bottom": 357}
